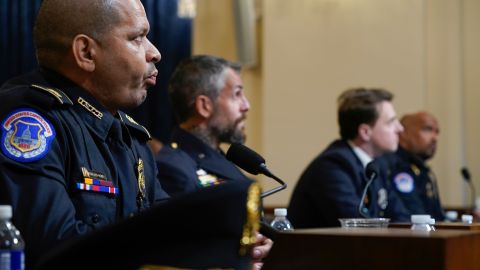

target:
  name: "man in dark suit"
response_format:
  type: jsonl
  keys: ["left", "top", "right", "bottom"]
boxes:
{"left": 155, "top": 55, "right": 271, "bottom": 268}
{"left": 288, "top": 88, "right": 410, "bottom": 228}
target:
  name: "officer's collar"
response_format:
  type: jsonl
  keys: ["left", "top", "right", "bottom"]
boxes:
{"left": 170, "top": 127, "right": 250, "bottom": 181}
{"left": 170, "top": 127, "right": 224, "bottom": 161}
{"left": 40, "top": 68, "right": 114, "bottom": 141}
{"left": 397, "top": 146, "right": 428, "bottom": 169}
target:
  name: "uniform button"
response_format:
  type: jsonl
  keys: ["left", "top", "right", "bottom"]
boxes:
{"left": 91, "top": 214, "right": 100, "bottom": 224}
{"left": 129, "top": 213, "right": 135, "bottom": 218}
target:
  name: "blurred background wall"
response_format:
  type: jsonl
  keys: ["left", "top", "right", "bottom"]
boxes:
{"left": 193, "top": 0, "right": 480, "bottom": 208}
{"left": 1, "top": 0, "right": 479, "bottom": 209}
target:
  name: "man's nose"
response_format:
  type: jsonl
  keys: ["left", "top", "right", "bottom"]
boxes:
{"left": 241, "top": 96, "right": 250, "bottom": 112}
{"left": 397, "top": 121, "right": 404, "bottom": 133}
{"left": 146, "top": 38, "right": 161, "bottom": 63}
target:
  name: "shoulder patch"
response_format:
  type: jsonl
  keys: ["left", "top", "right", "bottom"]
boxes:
{"left": 118, "top": 112, "right": 152, "bottom": 140}
{"left": 393, "top": 172, "right": 414, "bottom": 193}
{"left": 1, "top": 108, "right": 56, "bottom": 162}
{"left": 30, "top": 84, "right": 73, "bottom": 105}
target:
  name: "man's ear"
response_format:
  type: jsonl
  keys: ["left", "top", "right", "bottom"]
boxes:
{"left": 358, "top": 123, "right": 373, "bottom": 141}
{"left": 72, "top": 34, "right": 96, "bottom": 72}
{"left": 195, "top": 95, "right": 214, "bottom": 118}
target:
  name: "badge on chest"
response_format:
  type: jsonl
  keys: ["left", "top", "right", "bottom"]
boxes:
{"left": 77, "top": 167, "right": 118, "bottom": 195}
{"left": 196, "top": 169, "right": 224, "bottom": 187}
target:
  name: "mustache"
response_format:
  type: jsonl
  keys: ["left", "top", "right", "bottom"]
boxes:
{"left": 145, "top": 65, "right": 158, "bottom": 78}
{"left": 234, "top": 115, "right": 247, "bottom": 126}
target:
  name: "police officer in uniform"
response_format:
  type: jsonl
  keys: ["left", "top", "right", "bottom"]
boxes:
{"left": 386, "top": 111, "right": 444, "bottom": 220}
{"left": 155, "top": 56, "right": 272, "bottom": 268}
{"left": 288, "top": 88, "right": 410, "bottom": 228}
{"left": 0, "top": 0, "right": 169, "bottom": 267}
{"left": 156, "top": 55, "right": 252, "bottom": 196}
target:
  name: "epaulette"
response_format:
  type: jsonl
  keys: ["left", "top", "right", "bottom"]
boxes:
{"left": 30, "top": 84, "right": 73, "bottom": 105}
{"left": 118, "top": 111, "right": 152, "bottom": 140}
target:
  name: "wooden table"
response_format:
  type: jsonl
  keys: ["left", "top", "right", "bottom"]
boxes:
{"left": 262, "top": 227, "right": 480, "bottom": 270}
{"left": 389, "top": 222, "right": 480, "bottom": 231}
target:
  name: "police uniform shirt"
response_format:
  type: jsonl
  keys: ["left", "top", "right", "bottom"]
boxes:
{"left": 0, "top": 68, "right": 169, "bottom": 267}
{"left": 156, "top": 127, "right": 252, "bottom": 197}
{"left": 387, "top": 146, "right": 444, "bottom": 220}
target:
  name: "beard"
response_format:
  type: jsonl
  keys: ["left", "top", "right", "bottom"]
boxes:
{"left": 210, "top": 117, "right": 247, "bottom": 144}
{"left": 418, "top": 148, "right": 436, "bottom": 161}
{"left": 218, "top": 125, "right": 246, "bottom": 144}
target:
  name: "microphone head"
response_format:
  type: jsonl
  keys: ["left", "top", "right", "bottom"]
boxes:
{"left": 365, "top": 161, "right": 379, "bottom": 180}
{"left": 226, "top": 143, "right": 266, "bottom": 175}
{"left": 461, "top": 167, "right": 471, "bottom": 182}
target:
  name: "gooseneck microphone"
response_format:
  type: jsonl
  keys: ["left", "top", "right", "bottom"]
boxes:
{"left": 461, "top": 167, "right": 476, "bottom": 211}
{"left": 358, "top": 161, "right": 379, "bottom": 218}
{"left": 226, "top": 143, "right": 287, "bottom": 198}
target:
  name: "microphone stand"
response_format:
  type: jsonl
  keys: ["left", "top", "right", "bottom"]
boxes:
{"left": 467, "top": 179, "right": 477, "bottom": 213}
{"left": 461, "top": 168, "right": 477, "bottom": 213}
{"left": 358, "top": 173, "right": 377, "bottom": 218}
{"left": 258, "top": 166, "right": 287, "bottom": 240}
{"left": 259, "top": 164, "right": 288, "bottom": 198}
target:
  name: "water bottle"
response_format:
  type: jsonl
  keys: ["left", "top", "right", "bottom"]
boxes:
{"left": 0, "top": 205, "right": 25, "bottom": 270}
{"left": 445, "top": 210, "right": 458, "bottom": 222}
{"left": 461, "top": 214, "right": 473, "bottom": 224}
{"left": 270, "top": 208, "right": 294, "bottom": 231}
{"left": 410, "top": 214, "right": 435, "bottom": 232}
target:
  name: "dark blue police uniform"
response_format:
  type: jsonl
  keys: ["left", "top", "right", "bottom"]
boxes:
{"left": 0, "top": 69, "right": 169, "bottom": 267}
{"left": 288, "top": 140, "right": 409, "bottom": 228}
{"left": 385, "top": 147, "right": 444, "bottom": 220}
{"left": 156, "top": 127, "right": 251, "bottom": 197}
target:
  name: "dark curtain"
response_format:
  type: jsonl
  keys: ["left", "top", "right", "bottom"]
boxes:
{"left": 0, "top": 0, "right": 42, "bottom": 84}
{"left": 0, "top": 0, "right": 192, "bottom": 143}
{"left": 131, "top": 0, "right": 192, "bottom": 143}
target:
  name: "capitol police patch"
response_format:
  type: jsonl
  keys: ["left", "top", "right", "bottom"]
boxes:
{"left": 393, "top": 172, "right": 414, "bottom": 193}
{"left": 1, "top": 108, "right": 56, "bottom": 162}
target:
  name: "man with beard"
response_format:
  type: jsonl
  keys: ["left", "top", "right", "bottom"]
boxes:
{"left": 155, "top": 56, "right": 271, "bottom": 269}
{"left": 386, "top": 111, "right": 444, "bottom": 220}
{"left": 156, "top": 55, "right": 251, "bottom": 196}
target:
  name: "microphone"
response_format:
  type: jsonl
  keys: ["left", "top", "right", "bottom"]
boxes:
{"left": 461, "top": 167, "right": 476, "bottom": 211}
{"left": 226, "top": 143, "right": 287, "bottom": 198}
{"left": 358, "top": 161, "right": 379, "bottom": 218}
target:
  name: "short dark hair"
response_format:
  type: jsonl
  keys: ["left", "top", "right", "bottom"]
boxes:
{"left": 34, "top": 0, "right": 120, "bottom": 69}
{"left": 337, "top": 87, "right": 393, "bottom": 140}
{"left": 169, "top": 55, "right": 241, "bottom": 123}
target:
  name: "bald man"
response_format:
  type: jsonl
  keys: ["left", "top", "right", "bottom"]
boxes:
{"left": 0, "top": 0, "right": 170, "bottom": 266}
{"left": 0, "top": 1, "right": 271, "bottom": 269}
{"left": 386, "top": 111, "right": 444, "bottom": 220}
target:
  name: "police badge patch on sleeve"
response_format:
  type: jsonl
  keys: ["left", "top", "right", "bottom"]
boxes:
{"left": 1, "top": 108, "right": 56, "bottom": 162}
{"left": 393, "top": 172, "right": 414, "bottom": 193}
